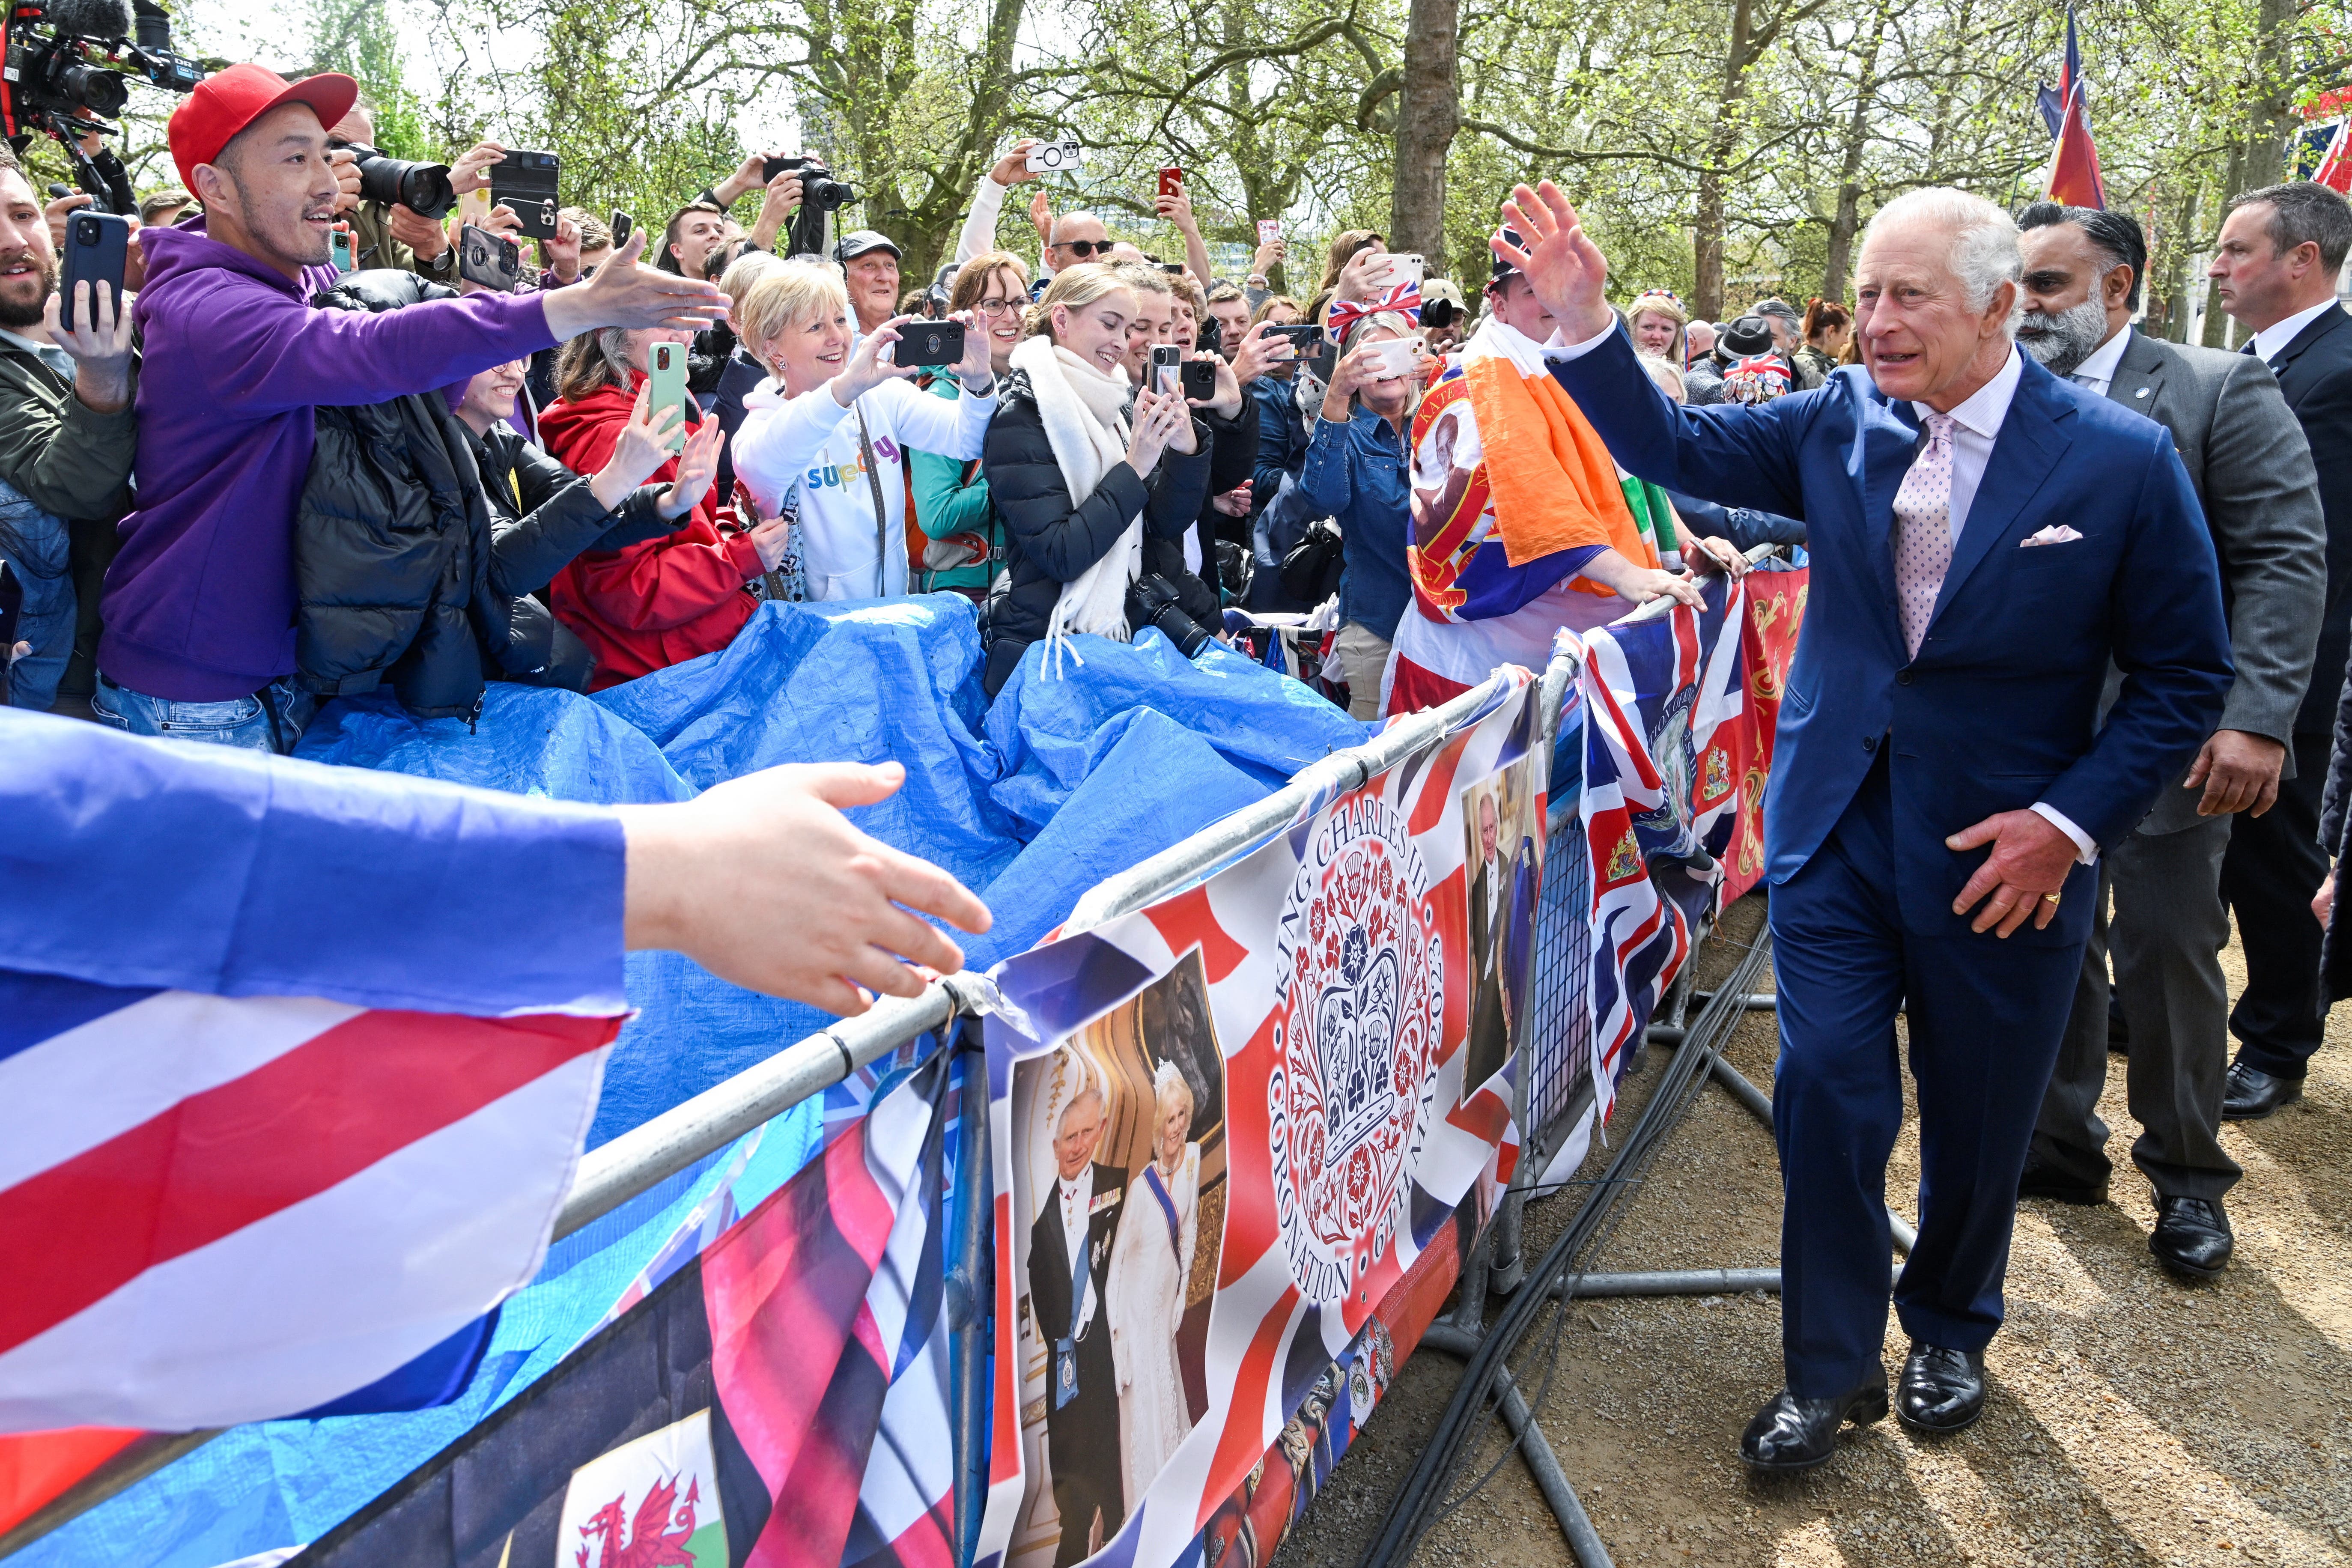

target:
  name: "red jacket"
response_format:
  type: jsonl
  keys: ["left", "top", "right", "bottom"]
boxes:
{"left": 540, "top": 376, "right": 761, "bottom": 689}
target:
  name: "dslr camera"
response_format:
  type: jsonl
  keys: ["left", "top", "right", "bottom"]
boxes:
{"left": 328, "top": 140, "right": 456, "bottom": 220}
{"left": 1, "top": 0, "right": 206, "bottom": 212}
{"left": 1127, "top": 573, "right": 1217, "bottom": 659}
{"left": 778, "top": 156, "right": 858, "bottom": 257}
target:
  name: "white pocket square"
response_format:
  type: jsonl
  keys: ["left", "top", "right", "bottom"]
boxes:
{"left": 2019, "top": 525, "right": 2083, "bottom": 548}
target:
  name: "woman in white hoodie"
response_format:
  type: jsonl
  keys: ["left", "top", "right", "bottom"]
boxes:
{"left": 730, "top": 262, "right": 999, "bottom": 602}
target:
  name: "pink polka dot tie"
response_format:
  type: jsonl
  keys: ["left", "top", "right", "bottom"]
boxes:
{"left": 1892, "top": 411, "right": 1957, "bottom": 660}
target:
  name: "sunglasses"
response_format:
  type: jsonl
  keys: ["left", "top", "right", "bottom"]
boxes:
{"left": 1058, "top": 239, "right": 1111, "bottom": 257}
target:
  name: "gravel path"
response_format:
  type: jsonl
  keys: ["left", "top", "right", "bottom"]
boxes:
{"left": 1276, "top": 893, "right": 2352, "bottom": 1568}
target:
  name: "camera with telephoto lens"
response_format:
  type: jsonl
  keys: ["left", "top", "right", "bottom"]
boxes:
{"left": 781, "top": 157, "right": 859, "bottom": 258}
{"left": 1128, "top": 573, "right": 1216, "bottom": 658}
{"left": 1, "top": 0, "right": 206, "bottom": 209}
{"left": 331, "top": 140, "right": 456, "bottom": 219}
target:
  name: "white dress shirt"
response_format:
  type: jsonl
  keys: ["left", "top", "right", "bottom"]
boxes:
{"left": 2249, "top": 298, "right": 2343, "bottom": 365}
{"left": 1057, "top": 1167, "right": 1097, "bottom": 1334}
{"left": 2065, "top": 326, "right": 2132, "bottom": 398}
{"left": 1546, "top": 326, "right": 2095, "bottom": 863}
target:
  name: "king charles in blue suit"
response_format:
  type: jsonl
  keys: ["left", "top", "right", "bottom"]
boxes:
{"left": 1495, "top": 185, "right": 2232, "bottom": 1472}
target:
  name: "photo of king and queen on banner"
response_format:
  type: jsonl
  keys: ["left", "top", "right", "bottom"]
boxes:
{"left": 981, "top": 680, "right": 1549, "bottom": 1568}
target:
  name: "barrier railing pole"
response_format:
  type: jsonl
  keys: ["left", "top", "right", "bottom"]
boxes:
{"left": 948, "top": 1031, "right": 994, "bottom": 1565}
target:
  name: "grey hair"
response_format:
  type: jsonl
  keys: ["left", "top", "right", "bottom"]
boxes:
{"left": 1058, "top": 1083, "right": 1106, "bottom": 1133}
{"left": 1863, "top": 188, "right": 2024, "bottom": 335}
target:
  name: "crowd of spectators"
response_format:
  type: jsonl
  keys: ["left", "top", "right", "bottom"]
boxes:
{"left": 0, "top": 63, "right": 2344, "bottom": 806}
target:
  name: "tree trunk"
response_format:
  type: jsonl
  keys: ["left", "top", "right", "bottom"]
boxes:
{"left": 1693, "top": 0, "right": 1757, "bottom": 321}
{"left": 1389, "top": 0, "right": 1461, "bottom": 279}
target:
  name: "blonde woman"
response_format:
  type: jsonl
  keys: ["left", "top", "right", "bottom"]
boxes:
{"left": 729, "top": 261, "right": 997, "bottom": 601}
{"left": 1625, "top": 289, "right": 1688, "bottom": 364}
{"left": 907, "top": 250, "right": 1030, "bottom": 597}
{"left": 1107, "top": 1061, "right": 1201, "bottom": 1510}
{"left": 978, "top": 264, "right": 1211, "bottom": 696}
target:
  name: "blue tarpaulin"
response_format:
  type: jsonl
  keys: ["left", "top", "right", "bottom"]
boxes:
{"left": 27, "top": 594, "right": 1370, "bottom": 1568}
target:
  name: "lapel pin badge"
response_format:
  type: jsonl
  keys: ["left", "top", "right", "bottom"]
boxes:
{"left": 2135, "top": 387, "right": 2150, "bottom": 398}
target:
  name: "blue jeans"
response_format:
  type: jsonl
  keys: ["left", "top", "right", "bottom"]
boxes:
{"left": 0, "top": 478, "right": 75, "bottom": 712}
{"left": 92, "top": 672, "right": 318, "bottom": 754}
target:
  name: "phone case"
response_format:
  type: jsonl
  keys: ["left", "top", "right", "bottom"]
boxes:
{"left": 492, "top": 150, "right": 561, "bottom": 240}
{"left": 611, "top": 211, "right": 634, "bottom": 252}
{"left": 56, "top": 210, "right": 130, "bottom": 333}
{"left": 648, "top": 342, "right": 690, "bottom": 455}
{"left": 1149, "top": 344, "right": 1183, "bottom": 395}
{"left": 894, "top": 321, "right": 966, "bottom": 369}
{"left": 1158, "top": 167, "right": 1183, "bottom": 198}
{"left": 330, "top": 228, "right": 355, "bottom": 273}
{"left": 1256, "top": 219, "right": 1282, "bottom": 246}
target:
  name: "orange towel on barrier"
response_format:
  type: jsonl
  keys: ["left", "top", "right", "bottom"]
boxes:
{"left": 1458, "top": 322, "right": 1653, "bottom": 580}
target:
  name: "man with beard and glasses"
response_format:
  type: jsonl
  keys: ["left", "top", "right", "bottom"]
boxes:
{"left": 0, "top": 142, "right": 137, "bottom": 714}
{"left": 2014, "top": 202, "right": 2323, "bottom": 1282}
{"left": 92, "top": 65, "right": 727, "bottom": 755}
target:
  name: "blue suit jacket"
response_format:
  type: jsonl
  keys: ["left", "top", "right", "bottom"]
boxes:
{"left": 1550, "top": 329, "right": 2232, "bottom": 942}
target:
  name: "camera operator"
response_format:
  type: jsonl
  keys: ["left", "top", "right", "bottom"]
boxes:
{"left": 0, "top": 142, "right": 136, "bottom": 713}
{"left": 979, "top": 264, "right": 1212, "bottom": 697}
{"left": 91, "top": 65, "right": 727, "bottom": 753}
{"left": 320, "top": 98, "right": 498, "bottom": 283}
{"left": 690, "top": 152, "right": 808, "bottom": 258}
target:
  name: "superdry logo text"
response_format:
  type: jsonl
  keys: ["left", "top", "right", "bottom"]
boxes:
{"left": 805, "top": 435, "right": 902, "bottom": 492}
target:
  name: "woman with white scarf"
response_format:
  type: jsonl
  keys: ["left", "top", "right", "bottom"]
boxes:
{"left": 978, "top": 264, "right": 1214, "bottom": 697}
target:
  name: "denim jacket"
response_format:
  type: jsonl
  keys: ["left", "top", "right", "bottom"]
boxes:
{"left": 1298, "top": 405, "right": 1414, "bottom": 641}
{"left": 0, "top": 477, "right": 73, "bottom": 710}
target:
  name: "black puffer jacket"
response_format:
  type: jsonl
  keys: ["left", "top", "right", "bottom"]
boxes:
{"left": 980, "top": 367, "right": 1214, "bottom": 697}
{"left": 294, "top": 270, "right": 680, "bottom": 718}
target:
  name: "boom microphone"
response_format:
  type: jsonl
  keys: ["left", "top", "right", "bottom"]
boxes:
{"left": 43, "top": 0, "right": 137, "bottom": 42}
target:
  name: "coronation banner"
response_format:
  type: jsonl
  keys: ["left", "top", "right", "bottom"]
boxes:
{"left": 974, "top": 676, "right": 1545, "bottom": 1568}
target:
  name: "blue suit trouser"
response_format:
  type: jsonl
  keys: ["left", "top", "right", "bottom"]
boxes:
{"left": 1768, "top": 754, "right": 2084, "bottom": 1398}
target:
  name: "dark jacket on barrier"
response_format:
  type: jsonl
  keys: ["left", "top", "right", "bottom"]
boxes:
{"left": 980, "top": 367, "right": 1213, "bottom": 697}
{"left": 293, "top": 271, "right": 678, "bottom": 718}
{"left": 1665, "top": 489, "right": 1808, "bottom": 552}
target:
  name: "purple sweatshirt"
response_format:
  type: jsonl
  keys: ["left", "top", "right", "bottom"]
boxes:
{"left": 99, "top": 221, "right": 561, "bottom": 701}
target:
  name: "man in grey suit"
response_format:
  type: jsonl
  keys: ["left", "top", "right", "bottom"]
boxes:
{"left": 2012, "top": 204, "right": 2325, "bottom": 1279}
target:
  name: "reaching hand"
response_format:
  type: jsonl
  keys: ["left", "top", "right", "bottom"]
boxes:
{"left": 543, "top": 230, "right": 729, "bottom": 339}
{"left": 713, "top": 151, "right": 771, "bottom": 207}
{"left": 387, "top": 202, "right": 450, "bottom": 261}
{"left": 1335, "top": 244, "right": 1389, "bottom": 304}
{"left": 1681, "top": 535, "right": 1750, "bottom": 579}
{"left": 1250, "top": 235, "right": 1285, "bottom": 277}
{"left": 1126, "top": 386, "right": 1186, "bottom": 475}
{"left": 326, "top": 148, "right": 364, "bottom": 215}
{"left": 1154, "top": 189, "right": 1200, "bottom": 235}
{"left": 1192, "top": 350, "right": 1242, "bottom": 416}
{"left": 746, "top": 509, "right": 797, "bottom": 572}
{"left": 2315, "top": 870, "right": 2337, "bottom": 928}
{"left": 1212, "top": 482, "right": 1252, "bottom": 517}
{"left": 448, "top": 142, "right": 507, "bottom": 195}
{"left": 992, "top": 139, "right": 1043, "bottom": 186}
{"left": 1493, "top": 180, "right": 1614, "bottom": 342}
{"left": 1229, "top": 320, "right": 1287, "bottom": 388}
{"left": 617, "top": 760, "right": 993, "bottom": 1013}
{"left": 658, "top": 417, "right": 724, "bottom": 519}
{"left": 749, "top": 170, "right": 804, "bottom": 252}
{"left": 1028, "top": 187, "right": 1054, "bottom": 248}
{"left": 1947, "top": 811, "right": 2077, "bottom": 937}
{"left": 953, "top": 310, "right": 996, "bottom": 388}
{"left": 591, "top": 384, "right": 688, "bottom": 507}
{"left": 542, "top": 210, "right": 583, "bottom": 283}
{"left": 834, "top": 315, "right": 922, "bottom": 405}
{"left": 43, "top": 279, "right": 135, "bottom": 414}
{"left": 483, "top": 203, "right": 525, "bottom": 242}
{"left": 44, "top": 191, "right": 91, "bottom": 254}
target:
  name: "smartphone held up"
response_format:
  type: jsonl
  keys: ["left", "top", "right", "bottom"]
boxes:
{"left": 648, "top": 341, "right": 691, "bottom": 454}
{"left": 58, "top": 210, "right": 130, "bottom": 332}
{"left": 891, "top": 319, "right": 966, "bottom": 370}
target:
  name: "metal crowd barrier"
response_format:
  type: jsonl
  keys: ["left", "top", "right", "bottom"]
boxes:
{"left": 6, "top": 575, "right": 1740, "bottom": 1558}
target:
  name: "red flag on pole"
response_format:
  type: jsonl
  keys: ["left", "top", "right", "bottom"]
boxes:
{"left": 2046, "top": 6, "right": 2107, "bottom": 209}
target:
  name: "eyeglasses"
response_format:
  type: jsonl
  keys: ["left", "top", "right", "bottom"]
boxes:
{"left": 975, "top": 297, "right": 1022, "bottom": 316}
{"left": 1058, "top": 239, "right": 1110, "bottom": 257}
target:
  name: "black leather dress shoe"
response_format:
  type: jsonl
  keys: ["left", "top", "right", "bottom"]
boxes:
{"left": 1739, "top": 1372, "right": 1889, "bottom": 1473}
{"left": 2221, "top": 1060, "right": 2302, "bottom": 1121}
{"left": 1896, "top": 1342, "right": 1986, "bottom": 1434}
{"left": 2149, "top": 1194, "right": 2233, "bottom": 1280}
{"left": 2017, "top": 1155, "right": 2107, "bottom": 1206}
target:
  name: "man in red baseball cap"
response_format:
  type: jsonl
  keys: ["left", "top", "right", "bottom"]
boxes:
{"left": 91, "top": 64, "right": 730, "bottom": 753}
